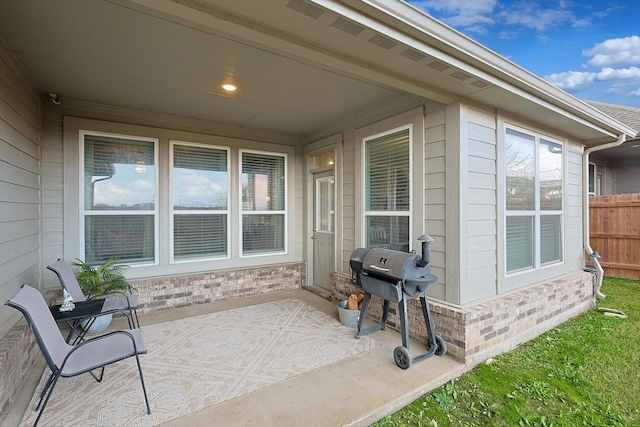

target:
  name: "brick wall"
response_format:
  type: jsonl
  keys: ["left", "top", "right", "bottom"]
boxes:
{"left": 332, "top": 271, "right": 596, "bottom": 364}
{"left": 131, "top": 262, "right": 306, "bottom": 313}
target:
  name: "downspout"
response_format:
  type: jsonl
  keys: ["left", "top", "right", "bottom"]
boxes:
{"left": 582, "top": 133, "right": 626, "bottom": 299}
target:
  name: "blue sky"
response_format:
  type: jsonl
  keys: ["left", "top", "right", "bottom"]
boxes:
{"left": 405, "top": 0, "right": 640, "bottom": 108}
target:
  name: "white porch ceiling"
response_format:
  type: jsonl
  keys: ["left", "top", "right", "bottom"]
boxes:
{"left": 0, "top": 0, "right": 632, "bottom": 142}
{"left": 0, "top": 0, "right": 411, "bottom": 136}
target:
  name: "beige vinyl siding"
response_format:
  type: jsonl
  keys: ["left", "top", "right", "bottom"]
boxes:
{"left": 424, "top": 107, "right": 446, "bottom": 300}
{"left": 565, "top": 143, "right": 585, "bottom": 270}
{"left": 41, "top": 112, "right": 64, "bottom": 288}
{"left": 611, "top": 156, "right": 640, "bottom": 194}
{"left": 0, "top": 43, "right": 41, "bottom": 338}
{"left": 463, "top": 107, "right": 497, "bottom": 305}
{"left": 341, "top": 133, "right": 356, "bottom": 273}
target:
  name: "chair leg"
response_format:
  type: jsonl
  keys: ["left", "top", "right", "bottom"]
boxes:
{"left": 132, "top": 308, "right": 140, "bottom": 329}
{"left": 35, "top": 373, "right": 55, "bottom": 410}
{"left": 134, "top": 353, "right": 151, "bottom": 414}
{"left": 34, "top": 372, "right": 61, "bottom": 427}
{"left": 89, "top": 366, "right": 106, "bottom": 382}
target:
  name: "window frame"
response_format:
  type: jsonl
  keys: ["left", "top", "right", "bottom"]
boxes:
{"left": 239, "top": 149, "right": 288, "bottom": 257}
{"left": 79, "top": 130, "right": 159, "bottom": 266}
{"left": 503, "top": 124, "right": 565, "bottom": 277}
{"left": 362, "top": 124, "right": 413, "bottom": 252}
{"left": 169, "top": 140, "right": 231, "bottom": 263}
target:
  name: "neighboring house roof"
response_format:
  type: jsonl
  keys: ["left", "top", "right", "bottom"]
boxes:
{"left": 586, "top": 101, "right": 640, "bottom": 140}
{"left": 585, "top": 101, "right": 640, "bottom": 161}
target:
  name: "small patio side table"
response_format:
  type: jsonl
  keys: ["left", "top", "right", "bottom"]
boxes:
{"left": 50, "top": 299, "right": 105, "bottom": 344}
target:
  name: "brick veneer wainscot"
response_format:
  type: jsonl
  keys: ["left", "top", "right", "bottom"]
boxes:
{"left": 331, "top": 271, "right": 596, "bottom": 364}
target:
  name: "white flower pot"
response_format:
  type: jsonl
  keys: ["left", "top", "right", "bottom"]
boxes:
{"left": 81, "top": 313, "right": 113, "bottom": 333}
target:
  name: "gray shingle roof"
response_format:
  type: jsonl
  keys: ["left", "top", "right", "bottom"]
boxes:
{"left": 586, "top": 101, "right": 640, "bottom": 138}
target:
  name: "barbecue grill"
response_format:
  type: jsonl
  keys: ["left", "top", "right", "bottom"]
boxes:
{"left": 350, "top": 234, "right": 447, "bottom": 369}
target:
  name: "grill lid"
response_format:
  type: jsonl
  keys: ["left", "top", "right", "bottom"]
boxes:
{"left": 361, "top": 248, "right": 423, "bottom": 280}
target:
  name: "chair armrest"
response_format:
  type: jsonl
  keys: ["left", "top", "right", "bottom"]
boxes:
{"left": 61, "top": 330, "right": 143, "bottom": 371}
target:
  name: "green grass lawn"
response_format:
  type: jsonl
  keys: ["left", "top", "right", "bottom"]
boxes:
{"left": 373, "top": 277, "right": 640, "bottom": 427}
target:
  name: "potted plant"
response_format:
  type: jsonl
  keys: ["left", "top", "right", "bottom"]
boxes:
{"left": 72, "top": 255, "right": 132, "bottom": 332}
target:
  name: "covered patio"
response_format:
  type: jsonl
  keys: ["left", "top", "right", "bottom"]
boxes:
{"left": 1, "top": 0, "right": 635, "bottom": 424}
{"left": 4, "top": 289, "right": 465, "bottom": 426}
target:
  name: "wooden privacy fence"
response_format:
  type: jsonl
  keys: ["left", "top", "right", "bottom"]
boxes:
{"left": 589, "top": 193, "right": 640, "bottom": 280}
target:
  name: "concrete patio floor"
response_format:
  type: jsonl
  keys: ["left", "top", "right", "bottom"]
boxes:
{"left": 3, "top": 288, "right": 468, "bottom": 426}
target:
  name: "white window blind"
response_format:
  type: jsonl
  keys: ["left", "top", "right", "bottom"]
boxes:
{"left": 505, "top": 127, "right": 563, "bottom": 273}
{"left": 83, "top": 134, "right": 156, "bottom": 264}
{"left": 241, "top": 151, "right": 286, "bottom": 255}
{"left": 172, "top": 143, "right": 229, "bottom": 261}
{"left": 364, "top": 128, "right": 411, "bottom": 252}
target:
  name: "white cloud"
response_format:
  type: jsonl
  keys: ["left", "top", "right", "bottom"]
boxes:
{"left": 628, "top": 89, "right": 640, "bottom": 97}
{"left": 543, "top": 71, "right": 597, "bottom": 91}
{"left": 174, "top": 169, "right": 226, "bottom": 208}
{"left": 544, "top": 66, "right": 640, "bottom": 96}
{"left": 406, "top": 0, "right": 497, "bottom": 33}
{"left": 596, "top": 66, "right": 640, "bottom": 81}
{"left": 95, "top": 182, "right": 152, "bottom": 207}
{"left": 583, "top": 36, "right": 640, "bottom": 67}
{"left": 500, "top": 2, "right": 581, "bottom": 32}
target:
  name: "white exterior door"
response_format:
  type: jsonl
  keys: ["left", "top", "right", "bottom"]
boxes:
{"left": 312, "top": 171, "right": 335, "bottom": 290}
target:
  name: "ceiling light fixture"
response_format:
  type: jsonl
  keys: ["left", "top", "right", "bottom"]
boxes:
{"left": 222, "top": 83, "right": 237, "bottom": 92}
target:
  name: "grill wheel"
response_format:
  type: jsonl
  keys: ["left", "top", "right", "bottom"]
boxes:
{"left": 393, "top": 346, "right": 412, "bottom": 370}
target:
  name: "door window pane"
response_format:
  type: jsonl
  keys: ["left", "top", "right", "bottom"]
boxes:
{"left": 317, "top": 177, "right": 334, "bottom": 232}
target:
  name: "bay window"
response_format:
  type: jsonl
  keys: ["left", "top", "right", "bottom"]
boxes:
{"left": 505, "top": 127, "right": 563, "bottom": 273}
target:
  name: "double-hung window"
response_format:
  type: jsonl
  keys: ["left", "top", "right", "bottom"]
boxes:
{"left": 241, "top": 150, "right": 286, "bottom": 255}
{"left": 81, "top": 133, "right": 157, "bottom": 265}
{"left": 364, "top": 128, "right": 411, "bottom": 252}
{"left": 171, "top": 142, "right": 229, "bottom": 261}
{"left": 505, "top": 127, "right": 563, "bottom": 273}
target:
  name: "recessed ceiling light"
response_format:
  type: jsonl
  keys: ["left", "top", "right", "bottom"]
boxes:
{"left": 222, "top": 83, "right": 237, "bottom": 92}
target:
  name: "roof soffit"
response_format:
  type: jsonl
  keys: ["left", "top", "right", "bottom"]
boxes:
{"left": 184, "top": 0, "right": 635, "bottom": 142}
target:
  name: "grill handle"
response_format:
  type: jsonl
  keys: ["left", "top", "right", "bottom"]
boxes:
{"left": 368, "top": 264, "right": 389, "bottom": 273}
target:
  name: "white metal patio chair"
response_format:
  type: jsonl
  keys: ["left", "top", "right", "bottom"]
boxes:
{"left": 5, "top": 284, "right": 151, "bottom": 426}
